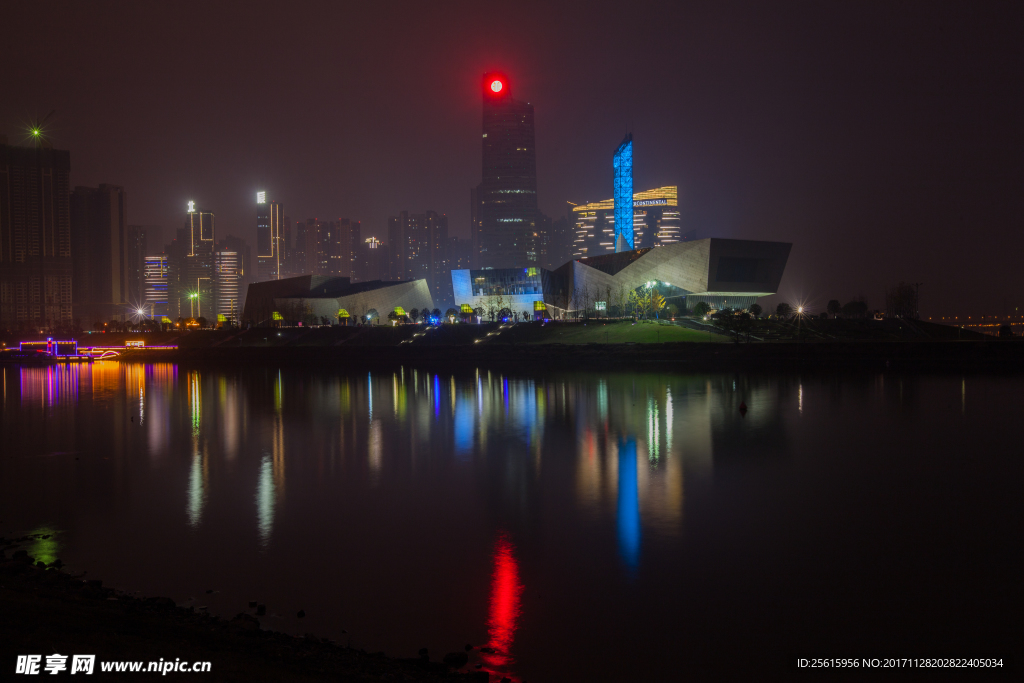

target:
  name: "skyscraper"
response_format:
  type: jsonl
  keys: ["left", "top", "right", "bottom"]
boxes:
{"left": 143, "top": 254, "right": 169, "bottom": 319}
{"left": 387, "top": 210, "right": 448, "bottom": 300}
{"left": 0, "top": 142, "right": 72, "bottom": 329}
{"left": 613, "top": 134, "right": 633, "bottom": 252}
{"left": 127, "top": 224, "right": 162, "bottom": 309}
{"left": 70, "top": 183, "right": 128, "bottom": 325}
{"left": 180, "top": 202, "right": 215, "bottom": 319}
{"left": 255, "top": 192, "right": 282, "bottom": 281}
{"left": 474, "top": 72, "right": 538, "bottom": 269}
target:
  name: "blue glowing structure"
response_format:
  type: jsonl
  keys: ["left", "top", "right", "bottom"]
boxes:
{"left": 613, "top": 134, "right": 634, "bottom": 252}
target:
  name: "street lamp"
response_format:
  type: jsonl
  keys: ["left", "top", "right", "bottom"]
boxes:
{"left": 189, "top": 292, "right": 198, "bottom": 319}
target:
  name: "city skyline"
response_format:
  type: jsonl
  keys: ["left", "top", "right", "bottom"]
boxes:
{"left": 1, "top": 1, "right": 1020, "bottom": 316}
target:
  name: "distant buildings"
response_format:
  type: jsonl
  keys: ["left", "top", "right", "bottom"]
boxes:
{"left": 0, "top": 142, "right": 73, "bottom": 330}
{"left": 473, "top": 73, "right": 539, "bottom": 269}
{"left": 388, "top": 210, "right": 448, "bottom": 301}
{"left": 70, "top": 183, "right": 129, "bottom": 324}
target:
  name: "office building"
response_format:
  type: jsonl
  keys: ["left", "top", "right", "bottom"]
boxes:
{"left": 143, "top": 254, "right": 169, "bottom": 318}
{"left": 70, "top": 183, "right": 128, "bottom": 325}
{"left": 217, "top": 234, "right": 251, "bottom": 315}
{"left": 388, "top": 210, "right": 448, "bottom": 301}
{"left": 127, "top": 225, "right": 161, "bottom": 308}
{"left": 255, "top": 192, "right": 282, "bottom": 281}
{"left": 213, "top": 250, "right": 241, "bottom": 324}
{"left": 472, "top": 73, "right": 538, "bottom": 269}
{"left": 0, "top": 142, "right": 72, "bottom": 329}
{"left": 357, "top": 236, "right": 389, "bottom": 282}
{"left": 572, "top": 186, "right": 685, "bottom": 258}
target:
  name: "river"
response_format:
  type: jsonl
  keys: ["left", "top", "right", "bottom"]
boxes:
{"left": 1, "top": 362, "right": 1018, "bottom": 679}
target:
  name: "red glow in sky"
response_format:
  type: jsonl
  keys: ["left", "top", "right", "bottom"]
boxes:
{"left": 484, "top": 532, "right": 523, "bottom": 672}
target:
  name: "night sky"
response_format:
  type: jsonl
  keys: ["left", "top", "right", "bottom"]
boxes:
{"left": 2, "top": 0, "right": 1020, "bottom": 315}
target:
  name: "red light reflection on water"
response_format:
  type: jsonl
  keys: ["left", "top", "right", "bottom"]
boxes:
{"left": 484, "top": 532, "right": 523, "bottom": 674}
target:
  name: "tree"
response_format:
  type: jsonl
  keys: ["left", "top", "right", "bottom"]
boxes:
{"left": 387, "top": 311, "right": 397, "bottom": 323}
{"left": 445, "top": 307, "right": 457, "bottom": 322}
{"left": 819, "top": 312, "right": 828, "bottom": 319}
{"left": 650, "top": 289, "right": 666, "bottom": 319}
{"left": 776, "top": 302, "right": 792, "bottom": 319}
{"left": 749, "top": 303, "right": 762, "bottom": 318}
{"left": 366, "top": 308, "right": 378, "bottom": 324}
{"left": 827, "top": 300, "right": 842, "bottom": 318}
{"left": 408, "top": 308, "right": 419, "bottom": 323}
{"left": 431, "top": 308, "right": 441, "bottom": 321}
{"left": 497, "top": 307, "right": 513, "bottom": 321}
{"left": 196, "top": 316, "right": 208, "bottom": 328}
{"left": 842, "top": 300, "right": 868, "bottom": 318}
{"left": 693, "top": 301, "right": 711, "bottom": 318}
{"left": 884, "top": 283, "right": 918, "bottom": 319}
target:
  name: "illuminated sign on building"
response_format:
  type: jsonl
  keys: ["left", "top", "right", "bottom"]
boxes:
{"left": 187, "top": 200, "right": 195, "bottom": 213}
{"left": 256, "top": 191, "right": 266, "bottom": 204}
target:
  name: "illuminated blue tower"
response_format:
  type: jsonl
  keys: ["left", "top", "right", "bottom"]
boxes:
{"left": 613, "top": 133, "right": 633, "bottom": 252}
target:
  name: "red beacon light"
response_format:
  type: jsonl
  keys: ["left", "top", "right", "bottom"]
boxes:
{"left": 490, "top": 79, "right": 503, "bottom": 93}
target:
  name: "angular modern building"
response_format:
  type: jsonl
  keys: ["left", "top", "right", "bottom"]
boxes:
{"left": 242, "top": 274, "right": 434, "bottom": 326}
{"left": 472, "top": 73, "right": 538, "bottom": 269}
{"left": 452, "top": 238, "right": 792, "bottom": 318}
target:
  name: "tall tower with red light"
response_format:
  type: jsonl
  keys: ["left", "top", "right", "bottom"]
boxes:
{"left": 472, "top": 72, "right": 538, "bottom": 269}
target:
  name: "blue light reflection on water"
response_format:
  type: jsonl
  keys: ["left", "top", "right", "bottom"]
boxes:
{"left": 617, "top": 437, "right": 641, "bottom": 574}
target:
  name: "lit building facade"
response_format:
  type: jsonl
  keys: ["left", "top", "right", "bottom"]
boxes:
{"left": 255, "top": 192, "right": 282, "bottom": 281}
{"left": 214, "top": 250, "right": 241, "bottom": 324}
{"left": 472, "top": 73, "right": 538, "bottom": 269}
{"left": 613, "top": 134, "right": 633, "bottom": 251}
{"left": 572, "top": 186, "right": 684, "bottom": 258}
{"left": 143, "top": 255, "right": 169, "bottom": 318}
{"left": 127, "top": 225, "right": 161, "bottom": 310}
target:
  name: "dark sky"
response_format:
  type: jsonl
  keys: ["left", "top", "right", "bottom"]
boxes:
{"left": 2, "top": 0, "right": 1020, "bottom": 315}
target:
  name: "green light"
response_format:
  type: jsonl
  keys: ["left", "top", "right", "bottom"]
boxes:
{"left": 32, "top": 129, "right": 40, "bottom": 136}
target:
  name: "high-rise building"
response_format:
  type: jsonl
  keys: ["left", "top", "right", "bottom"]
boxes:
{"left": 357, "top": 236, "right": 389, "bottom": 282}
{"left": 473, "top": 73, "right": 538, "bottom": 269}
{"left": 572, "top": 186, "right": 684, "bottom": 258}
{"left": 448, "top": 236, "right": 472, "bottom": 271}
{"left": 177, "top": 202, "right": 215, "bottom": 320}
{"left": 217, "top": 235, "right": 251, "bottom": 315}
{"left": 213, "top": 250, "right": 241, "bottom": 324}
{"left": 0, "top": 142, "right": 72, "bottom": 329}
{"left": 143, "top": 254, "right": 169, "bottom": 319}
{"left": 127, "top": 225, "right": 161, "bottom": 309}
{"left": 255, "top": 192, "right": 282, "bottom": 281}
{"left": 387, "top": 210, "right": 448, "bottom": 301}
{"left": 70, "top": 183, "right": 129, "bottom": 325}
{"left": 613, "top": 134, "right": 634, "bottom": 252}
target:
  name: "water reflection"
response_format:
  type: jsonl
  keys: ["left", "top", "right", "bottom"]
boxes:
{"left": 484, "top": 532, "right": 523, "bottom": 674}
{"left": 617, "top": 438, "right": 641, "bottom": 573}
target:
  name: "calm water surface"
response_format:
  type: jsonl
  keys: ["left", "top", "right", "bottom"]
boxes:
{"left": 1, "top": 363, "right": 1019, "bottom": 679}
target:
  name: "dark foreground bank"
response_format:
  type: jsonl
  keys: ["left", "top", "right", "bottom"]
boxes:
{"left": 1, "top": 539, "right": 490, "bottom": 682}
